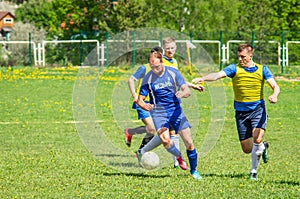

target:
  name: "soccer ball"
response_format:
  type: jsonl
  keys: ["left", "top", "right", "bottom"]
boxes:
{"left": 140, "top": 151, "right": 160, "bottom": 170}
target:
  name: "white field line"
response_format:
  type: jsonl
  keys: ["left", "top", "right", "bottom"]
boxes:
{"left": 0, "top": 117, "right": 296, "bottom": 125}
{"left": 0, "top": 120, "right": 139, "bottom": 125}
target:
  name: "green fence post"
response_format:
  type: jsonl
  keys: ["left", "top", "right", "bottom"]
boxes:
{"left": 28, "top": 33, "right": 32, "bottom": 66}
{"left": 219, "top": 31, "right": 223, "bottom": 70}
{"left": 189, "top": 31, "right": 193, "bottom": 64}
{"left": 281, "top": 31, "right": 285, "bottom": 74}
{"left": 160, "top": 32, "right": 163, "bottom": 47}
{"left": 132, "top": 31, "right": 136, "bottom": 68}
{"left": 252, "top": 31, "right": 255, "bottom": 61}
{"left": 80, "top": 31, "right": 83, "bottom": 66}
{"left": 105, "top": 32, "right": 109, "bottom": 67}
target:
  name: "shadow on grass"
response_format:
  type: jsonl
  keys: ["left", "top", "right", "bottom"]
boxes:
{"left": 102, "top": 172, "right": 171, "bottom": 178}
{"left": 203, "top": 172, "right": 246, "bottom": 179}
{"left": 204, "top": 173, "right": 300, "bottom": 186}
{"left": 95, "top": 153, "right": 133, "bottom": 158}
{"left": 272, "top": 180, "right": 300, "bottom": 186}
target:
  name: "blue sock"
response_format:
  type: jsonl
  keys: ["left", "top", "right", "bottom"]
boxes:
{"left": 166, "top": 143, "right": 181, "bottom": 157}
{"left": 187, "top": 149, "right": 198, "bottom": 174}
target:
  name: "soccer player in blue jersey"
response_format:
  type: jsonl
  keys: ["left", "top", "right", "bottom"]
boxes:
{"left": 124, "top": 47, "right": 163, "bottom": 149}
{"left": 125, "top": 38, "right": 180, "bottom": 162}
{"left": 125, "top": 38, "right": 202, "bottom": 167}
{"left": 137, "top": 50, "right": 203, "bottom": 180}
{"left": 192, "top": 44, "right": 280, "bottom": 180}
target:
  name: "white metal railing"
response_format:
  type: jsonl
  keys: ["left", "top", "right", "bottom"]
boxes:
{"left": 176, "top": 40, "right": 221, "bottom": 65}
{"left": 0, "top": 40, "right": 37, "bottom": 65}
{"left": 41, "top": 40, "right": 100, "bottom": 67}
{"left": 2, "top": 39, "right": 298, "bottom": 67}
{"left": 286, "top": 41, "right": 300, "bottom": 66}
{"left": 226, "top": 40, "right": 281, "bottom": 65}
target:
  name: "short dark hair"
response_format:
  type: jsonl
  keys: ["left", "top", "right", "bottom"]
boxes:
{"left": 149, "top": 46, "right": 163, "bottom": 63}
{"left": 151, "top": 46, "right": 163, "bottom": 54}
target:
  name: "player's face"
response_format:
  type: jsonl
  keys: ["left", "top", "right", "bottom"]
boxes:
{"left": 149, "top": 57, "right": 164, "bottom": 76}
{"left": 238, "top": 49, "right": 252, "bottom": 67}
{"left": 163, "top": 42, "right": 176, "bottom": 58}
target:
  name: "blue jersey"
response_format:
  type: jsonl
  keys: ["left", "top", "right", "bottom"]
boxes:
{"left": 139, "top": 66, "right": 186, "bottom": 109}
{"left": 223, "top": 63, "right": 273, "bottom": 111}
{"left": 132, "top": 65, "right": 147, "bottom": 80}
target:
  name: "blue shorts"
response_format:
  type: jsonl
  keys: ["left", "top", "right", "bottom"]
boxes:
{"left": 150, "top": 104, "right": 191, "bottom": 133}
{"left": 132, "top": 103, "right": 150, "bottom": 120}
{"left": 235, "top": 104, "right": 267, "bottom": 141}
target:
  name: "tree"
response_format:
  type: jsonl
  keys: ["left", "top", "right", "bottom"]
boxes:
{"left": 273, "top": 0, "right": 300, "bottom": 31}
{"left": 4, "top": 22, "right": 46, "bottom": 66}
{"left": 98, "top": 0, "right": 152, "bottom": 33}
{"left": 15, "top": 0, "right": 58, "bottom": 38}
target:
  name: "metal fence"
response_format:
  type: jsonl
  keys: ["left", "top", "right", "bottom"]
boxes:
{"left": 0, "top": 30, "right": 299, "bottom": 73}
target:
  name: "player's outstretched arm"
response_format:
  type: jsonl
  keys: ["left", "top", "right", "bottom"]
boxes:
{"left": 192, "top": 71, "right": 227, "bottom": 84}
{"left": 187, "top": 82, "right": 204, "bottom": 92}
{"left": 267, "top": 78, "right": 280, "bottom": 103}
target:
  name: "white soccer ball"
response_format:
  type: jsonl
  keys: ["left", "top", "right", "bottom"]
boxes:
{"left": 140, "top": 151, "right": 160, "bottom": 170}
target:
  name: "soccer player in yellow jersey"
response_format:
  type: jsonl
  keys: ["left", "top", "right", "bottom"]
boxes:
{"left": 192, "top": 44, "right": 280, "bottom": 180}
{"left": 161, "top": 37, "right": 181, "bottom": 168}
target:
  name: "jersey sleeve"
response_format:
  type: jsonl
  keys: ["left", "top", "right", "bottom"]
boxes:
{"left": 263, "top": 65, "right": 273, "bottom": 80}
{"left": 132, "top": 65, "right": 146, "bottom": 80}
{"left": 175, "top": 69, "right": 186, "bottom": 88}
{"left": 139, "top": 74, "right": 149, "bottom": 97}
{"left": 223, "top": 64, "right": 236, "bottom": 78}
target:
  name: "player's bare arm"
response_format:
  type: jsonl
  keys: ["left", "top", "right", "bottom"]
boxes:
{"left": 187, "top": 82, "right": 204, "bottom": 92}
{"left": 192, "top": 71, "right": 227, "bottom": 84}
{"left": 137, "top": 95, "right": 154, "bottom": 111}
{"left": 267, "top": 78, "right": 280, "bottom": 103}
{"left": 128, "top": 76, "right": 138, "bottom": 103}
{"left": 175, "top": 84, "right": 191, "bottom": 98}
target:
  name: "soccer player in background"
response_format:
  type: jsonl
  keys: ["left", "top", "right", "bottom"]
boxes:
{"left": 192, "top": 44, "right": 280, "bottom": 180}
{"left": 137, "top": 50, "right": 203, "bottom": 180}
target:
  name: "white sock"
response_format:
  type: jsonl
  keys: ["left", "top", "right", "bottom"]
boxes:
{"left": 171, "top": 135, "right": 180, "bottom": 166}
{"left": 256, "top": 142, "right": 265, "bottom": 156}
{"left": 140, "top": 135, "right": 161, "bottom": 154}
{"left": 250, "top": 142, "right": 264, "bottom": 173}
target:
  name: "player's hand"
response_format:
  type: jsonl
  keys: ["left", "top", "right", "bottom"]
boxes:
{"left": 143, "top": 103, "right": 154, "bottom": 111}
{"left": 175, "top": 91, "right": 184, "bottom": 98}
{"left": 190, "top": 83, "right": 204, "bottom": 92}
{"left": 192, "top": 77, "right": 204, "bottom": 84}
{"left": 268, "top": 95, "right": 278, "bottom": 103}
{"left": 133, "top": 95, "right": 138, "bottom": 103}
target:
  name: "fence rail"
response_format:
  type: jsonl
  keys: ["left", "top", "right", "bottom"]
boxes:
{"left": 1, "top": 38, "right": 299, "bottom": 70}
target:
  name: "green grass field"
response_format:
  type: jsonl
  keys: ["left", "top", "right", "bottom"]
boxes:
{"left": 0, "top": 66, "right": 299, "bottom": 198}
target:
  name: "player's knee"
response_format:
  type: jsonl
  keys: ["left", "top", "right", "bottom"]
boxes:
{"left": 185, "top": 142, "right": 194, "bottom": 150}
{"left": 148, "top": 128, "right": 156, "bottom": 135}
{"left": 242, "top": 146, "right": 252, "bottom": 153}
{"left": 253, "top": 137, "right": 263, "bottom": 144}
{"left": 160, "top": 136, "right": 171, "bottom": 147}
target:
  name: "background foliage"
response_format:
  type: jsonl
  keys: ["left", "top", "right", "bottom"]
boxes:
{"left": 13, "top": 0, "right": 300, "bottom": 39}
{"left": 0, "top": 0, "right": 299, "bottom": 68}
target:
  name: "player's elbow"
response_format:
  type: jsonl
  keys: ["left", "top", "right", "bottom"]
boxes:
{"left": 185, "top": 88, "right": 191, "bottom": 97}
{"left": 185, "top": 91, "right": 191, "bottom": 98}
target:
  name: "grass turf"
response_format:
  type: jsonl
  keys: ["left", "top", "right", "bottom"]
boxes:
{"left": 0, "top": 66, "right": 299, "bottom": 198}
